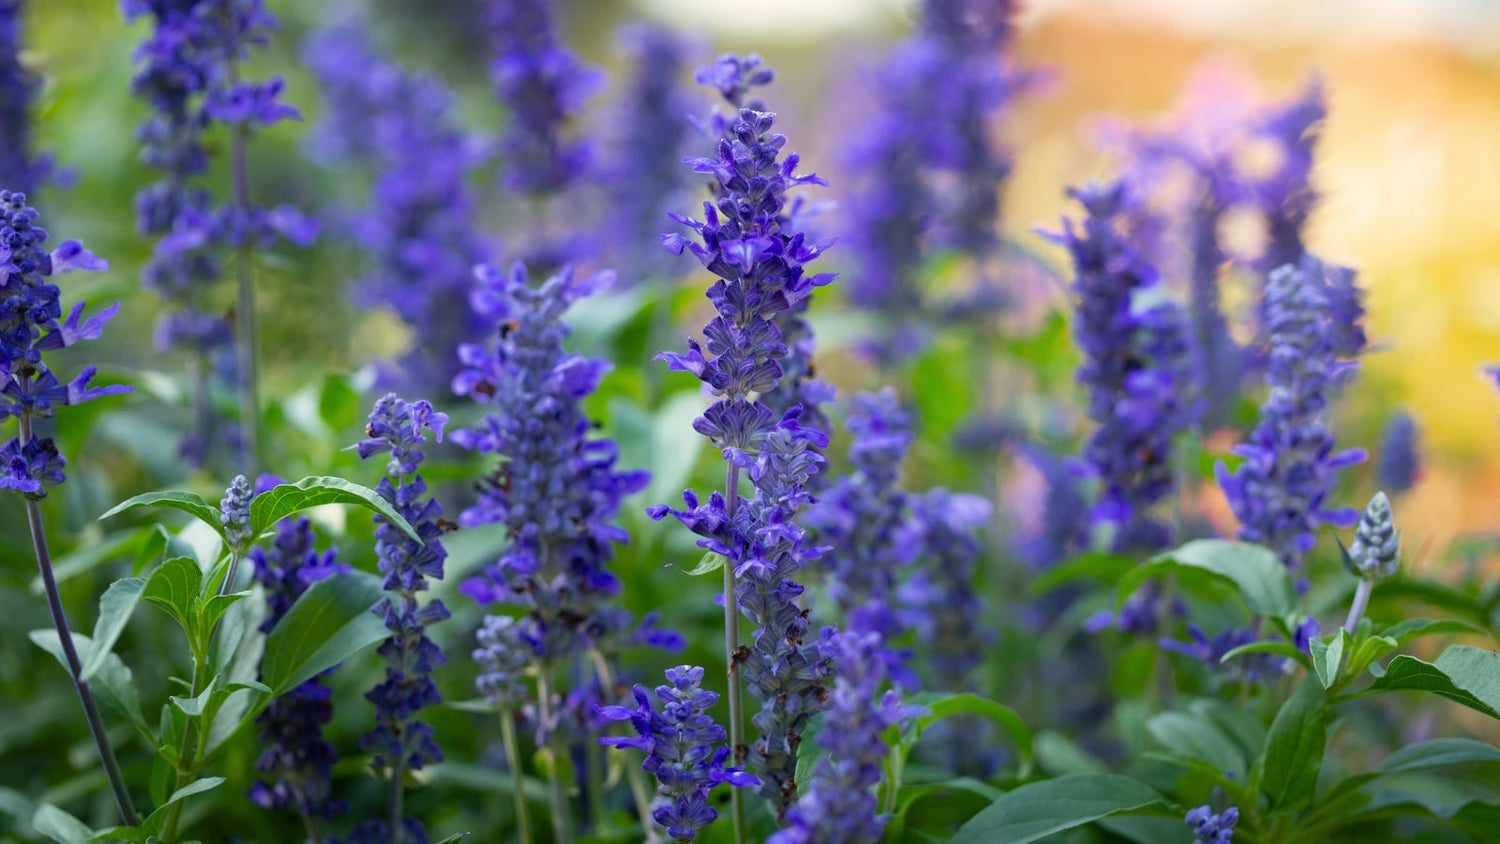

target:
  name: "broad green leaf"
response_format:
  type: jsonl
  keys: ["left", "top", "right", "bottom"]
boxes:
{"left": 1382, "top": 618, "right": 1484, "bottom": 647}
{"left": 1027, "top": 552, "right": 1136, "bottom": 597}
{"left": 909, "top": 692, "right": 1033, "bottom": 778}
{"left": 1364, "top": 645, "right": 1500, "bottom": 719}
{"left": 1033, "top": 729, "right": 1107, "bottom": 776}
{"left": 1146, "top": 710, "right": 1246, "bottom": 780}
{"left": 88, "top": 826, "right": 147, "bottom": 843}
{"left": 133, "top": 525, "right": 171, "bottom": 576}
{"left": 1261, "top": 675, "right": 1327, "bottom": 814}
{"left": 197, "top": 591, "right": 249, "bottom": 633}
{"left": 1371, "top": 578, "right": 1491, "bottom": 631}
{"left": 98, "top": 491, "right": 224, "bottom": 540}
{"left": 318, "top": 374, "right": 361, "bottom": 431}
{"left": 249, "top": 476, "right": 420, "bottom": 542}
{"left": 142, "top": 556, "right": 202, "bottom": 634}
{"left": 1311, "top": 629, "right": 1351, "bottom": 689}
{"left": 81, "top": 577, "right": 146, "bottom": 682}
{"left": 262, "top": 571, "right": 388, "bottom": 695}
{"left": 1119, "top": 539, "right": 1297, "bottom": 619}
{"left": 1189, "top": 699, "right": 1267, "bottom": 763}
{"left": 1344, "top": 634, "right": 1398, "bottom": 681}
{"left": 32, "top": 804, "right": 94, "bottom": 844}
{"left": 949, "top": 773, "right": 1167, "bottom": 844}
{"left": 28, "top": 631, "right": 149, "bottom": 738}
{"left": 1221, "top": 640, "right": 1310, "bottom": 670}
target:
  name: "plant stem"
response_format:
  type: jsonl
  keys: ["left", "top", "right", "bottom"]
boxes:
{"left": 499, "top": 708, "right": 534, "bottom": 844}
{"left": 536, "top": 671, "right": 574, "bottom": 844}
{"left": 1344, "top": 578, "right": 1374, "bottom": 635}
{"left": 589, "top": 649, "right": 664, "bottom": 844}
{"left": 721, "top": 462, "right": 748, "bottom": 844}
{"left": 586, "top": 735, "right": 606, "bottom": 830}
{"left": 18, "top": 418, "right": 139, "bottom": 826}
{"left": 300, "top": 813, "right": 323, "bottom": 844}
{"left": 161, "top": 655, "right": 205, "bottom": 842}
{"left": 227, "top": 55, "right": 261, "bottom": 476}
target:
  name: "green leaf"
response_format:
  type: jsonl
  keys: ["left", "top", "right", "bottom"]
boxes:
{"left": 28, "top": 631, "right": 149, "bottom": 738}
{"left": 1311, "top": 629, "right": 1351, "bottom": 689}
{"left": 1260, "top": 675, "right": 1327, "bottom": 814}
{"left": 1381, "top": 618, "right": 1484, "bottom": 647}
{"left": 32, "top": 804, "right": 95, "bottom": 844}
{"left": 262, "top": 571, "right": 388, "bottom": 695}
{"left": 949, "top": 773, "right": 1167, "bottom": 844}
{"left": 909, "top": 692, "right": 1033, "bottom": 778}
{"left": 142, "top": 556, "right": 203, "bottom": 635}
{"left": 1378, "top": 737, "right": 1500, "bottom": 774}
{"left": 133, "top": 525, "right": 171, "bottom": 576}
{"left": 669, "top": 551, "right": 725, "bottom": 577}
{"left": 1364, "top": 645, "right": 1500, "bottom": 719}
{"left": 249, "top": 476, "right": 420, "bottom": 543}
{"left": 88, "top": 826, "right": 146, "bottom": 843}
{"left": 1026, "top": 552, "right": 1136, "bottom": 597}
{"left": 318, "top": 374, "right": 361, "bottom": 431}
{"left": 81, "top": 577, "right": 146, "bottom": 682}
{"left": 1119, "top": 539, "right": 1297, "bottom": 619}
{"left": 1146, "top": 710, "right": 1246, "bottom": 781}
{"left": 98, "top": 491, "right": 224, "bottom": 540}
{"left": 163, "top": 777, "right": 225, "bottom": 807}
{"left": 1033, "top": 730, "right": 1106, "bottom": 776}
{"left": 1220, "top": 640, "right": 1311, "bottom": 670}
{"left": 1343, "top": 634, "right": 1398, "bottom": 681}
{"left": 197, "top": 591, "right": 249, "bottom": 634}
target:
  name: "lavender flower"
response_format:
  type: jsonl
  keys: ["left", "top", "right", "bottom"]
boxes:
{"left": 355, "top": 393, "right": 452, "bottom": 840}
{"left": 1377, "top": 411, "right": 1419, "bottom": 495}
{"left": 806, "top": 389, "right": 916, "bottom": 683}
{"left": 597, "top": 666, "right": 759, "bottom": 841}
{"left": 603, "top": 23, "right": 695, "bottom": 285}
{"left": 0, "top": 190, "right": 124, "bottom": 497}
{"left": 473, "top": 614, "right": 529, "bottom": 710}
{"left": 248, "top": 513, "right": 350, "bottom": 822}
{"left": 454, "top": 262, "right": 660, "bottom": 667}
{"left": 651, "top": 54, "right": 836, "bottom": 812}
{"left": 1252, "top": 79, "right": 1324, "bottom": 276}
{"left": 124, "top": 0, "right": 316, "bottom": 466}
{"left": 485, "top": 0, "right": 600, "bottom": 217}
{"left": 771, "top": 630, "right": 917, "bottom": 844}
{"left": 1052, "top": 181, "right": 1200, "bottom": 551}
{"left": 1185, "top": 804, "right": 1239, "bottom": 844}
{"left": 0, "top": 1, "right": 56, "bottom": 195}
{"left": 1217, "top": 257, "right": 1366, "bottom": 569}
{"left": 220, "top": 473, "right": 253, "bottom": 550}
{"left": 304, "top": 26, "right": 491, "bottom": 389}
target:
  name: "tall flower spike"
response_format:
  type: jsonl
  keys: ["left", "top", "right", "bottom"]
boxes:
{"left": 898, "top": 488, "right": 994, "bottom": 687}
{"left": 124, "top": 0, "right": 317, "bottom": 467}
{"left": 771, "top": 630, "right": 919, "bottom": 844}
{"left": 0, "top": 1, "right": 57, "bottom": 195}
{"left": 352, "top": 393, "right": 452, "bottom": 844}
{"left": 1377, "top": 411, "right": 1419, "bottom": 495}
{"left": 651, "top": 54, "right": 836, "bottom": 815}
{"left": 454, "top": 262, "right": 668, "bottom": 670}
{"left": 1051, "top": 181, "right": 1200, "bottom": 552}
{"left": 248, "top": 512, "right": 350, "bottom": 823}
{"left": 303, "top": 26, "right": 491, "bottom": 389}
{"left": 1217, "top": 257, "right": 1366, "bottom": 569}
{"left": 597, "top": 666, "right": 759, "bottom": 842}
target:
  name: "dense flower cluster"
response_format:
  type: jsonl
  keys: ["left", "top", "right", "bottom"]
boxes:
{"left": 1218, "top": 258, "right": 1366, "bottom": 569}
{"left": 1053, "top": 181, "right": 1199, "bottom": 551}
{"left": 771, "top": 630, "right": 918, "bottom": 844}
{"left": 485, "top": 0, "right": 600, "bottom": 198}
{"left": 597, "top": 666, "right": 758, "bottom": 841}
{"left": 1185, "top": 804, "right": 1239, "bottom": 844}
{"left": 454, "top": 262, "right": 665, "bottom": 667}
{"left": 0, "top": 1, "right": 56, "bottom": 195}
{"left": 807, "top": 389, "right": 918, "bottom": 682}
{"left": 899, "top": 488, "right": 994, "bottom": 686}
{"left": 1342, "top": 491, "right": 1399, "bottom": 580}
{"left": 1377, "top": 411, "right": 1419, "bottom": 494}
{"left": 0, "top": 191, "right": 122, "bottom": 497}
{"left": 124, "top": 0, "right": 316, "bottom": 464}
{"left": 353, "top": 393, "right": 452, "bottom": 843}
{"left": 651, "top": 54, "right": 836, "bottom": 811}
{"left": 219, "top": 473, "right": 253, "bottom": 550}
{"left": 248, "top": 510, "right": 350, "bottom": 822}
{"left": 304, "top": 26, "right": 491, "bottom": 389}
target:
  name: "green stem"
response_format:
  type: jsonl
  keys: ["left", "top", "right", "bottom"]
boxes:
{"left": 1343, "top": 578, "right": 1374, "bottom": 636}
{"left": 590, "top": 649, "right": 663, "bottom": 844}
{"left": 721, "top": 463, "right": 748, "bottom": 844}
{"left": 499, "top": 708, "right": 534, "bottom": 844}
{"left": 161, "top": 656, "right": 205, "bottom": 842}
{"left": 18, "top": 416, "right": 139, "bottom": 826}
{"left": 536, "top": 672, "right": 574, "bottom": 844}
{"left": 586, "top": 736, "right": 606, "bottom": 831}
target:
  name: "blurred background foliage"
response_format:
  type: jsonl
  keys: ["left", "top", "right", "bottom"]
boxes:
{"left": 5, "top": 0, "right": 1500, "bottom": 840}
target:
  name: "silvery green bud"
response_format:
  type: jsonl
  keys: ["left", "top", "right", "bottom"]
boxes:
{"left": 1340, "top": 491, "right": 1399, "bottom": 580}
{"left": 220, "top": 474, "right": 254, "bottom": 551}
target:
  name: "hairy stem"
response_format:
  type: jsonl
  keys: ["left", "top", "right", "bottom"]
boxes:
{"left": 499, "top": 708, "right": 534, "bottom": 844}
{"left": 721, "top": 462, "right": 747, "bottom": 844}
{"left": 19, "top": 416, "right": 138, "bottom": 826}
{"left": 161, "top": 656, "right": 205, "bottom": 841}
{"left": 1344, "top": 578, "right": 1374, "bottom": 636}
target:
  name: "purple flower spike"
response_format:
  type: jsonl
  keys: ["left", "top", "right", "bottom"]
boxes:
{"left": 0, "top": 1, "right": 58, "bottom": 194}
{"left": 1185, "top": 804, "right": 1239, "bottom": 844}
{"left": 1218, "top": 257, "right": 1366, "bottom": 569}
{"left": 1376, "top": 411, "right": 1419, "bottom": 495}
{"left": 0, "top": 190, "right": 129, "bottom": 498}
{"left": 597, "top": 666, "right": 759, "bottom": 842}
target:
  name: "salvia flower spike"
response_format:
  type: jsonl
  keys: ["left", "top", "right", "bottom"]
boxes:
{"left": 1185, "top": 804, "right": 1239, "bottom": 844}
